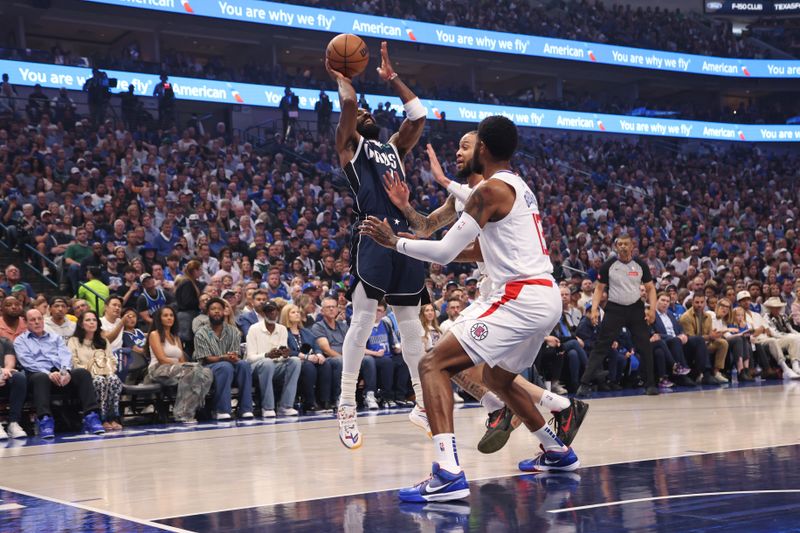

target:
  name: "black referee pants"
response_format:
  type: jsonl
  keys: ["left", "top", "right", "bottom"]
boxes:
{"left": 580, "top": 301, "right": 655, "bottom": 388}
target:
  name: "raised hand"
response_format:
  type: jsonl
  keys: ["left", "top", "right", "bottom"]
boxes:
{"left": 426, "top": 144, "right": 450, "bottom": 188}
{"left": 382, "top": 170, "right": 410, "bottom": 209}
{"left": 360, "top": 216, "right": 399, "bottom": 249}
{"left": 376, "top": 41, "right": 396, "bottom": 81}
{"left": 325, "top": 58, "right": 350, "bottom": 83}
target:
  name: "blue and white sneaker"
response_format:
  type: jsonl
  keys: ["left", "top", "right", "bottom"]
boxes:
{"left": 518, "top": 446, "right": 580, "bottom": 473}
{"left": 38, "top": 415, "right": 55, "bottom": 439}
{"left": 398, "top": 462, "right": 470, "bottom": 503}
{"left": 82, "top": 412, "right": 105, "bottom": 435}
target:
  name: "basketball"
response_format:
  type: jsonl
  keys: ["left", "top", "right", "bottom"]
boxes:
{"left": 326, "top": 33, "right": 369, "bottom": 78}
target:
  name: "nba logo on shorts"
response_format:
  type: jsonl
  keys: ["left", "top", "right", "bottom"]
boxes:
{"left": 470, "top": 322, "right": 489, "bottom": 341}
{"left": 439, "top": 442, "right": 446, "bottom": 452}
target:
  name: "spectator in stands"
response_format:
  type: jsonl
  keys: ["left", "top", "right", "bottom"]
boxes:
{"left": 0, "top": 265, "right": 34, "bottom": 298}
{"left": 192, "top": 293, "right": 212, "bottom": 334}
{"left": 651, "top": 292, "right": 705, "bottom": 386}
{"left": 64, "top": 228, "right": 93, "bottom": 294}
{"left": 680, "top": 294, "right": 729, "bottom": 384}
{"left": 737, "top": 291, "right": 797, "bottom": 379}
{"left": 119, "top": 308, "right": 146, "bottom": 383}
{"left": 310, "top": 296, "right": 346, "bottom": 406}
{"left": 14, "top": 308, "right": 105, "bottom": 438}
{"left": 763, "top": 297, "right": 800, "bottom": 376}
{"left": 77, "top": 266, "right": 109, "bottom": 316}
{"left": 174, "top": 260, "right": 204, "bottom": 346}
{"left": 193, "top": 298, "right": 253, "bottom": 420}
{"left": 713, "top": 299, "right": 754, "bottom": 381}
{"left": 68, "top": 310, "right": 123, "bottom": 431}
{"left": 100, "top": 295, "right": 124, "bottom": 353}
{"left": 364, "top": 302, "right": 402, "bottom": 408}
{"left": 245, "top": 300, "right": 301, "bottom": 417}
{"left": 420, "top": 303, "right": 442, "bottom": 352}
{"left": 237, "top": 289, "right": 267, "bottom": 337}
{"left": 44, "top": 296, "right": 76, "bottom": 342}
{"left": 439, "top": 296, "right": 462, "bottom": 333}
{"left": 146, "top": 306, "right": 212, "bottom": 423}
{"left": 281, "top": 302, "right": 333, "bottom": 412}
{"left": 136, "top": 273, "right": 173, "bottom": 328}
{"left": 0, "top": 296, "right": 27, "bottom": 341}
{"left": 0, "top": 335, "right": 27, "bottom": 439}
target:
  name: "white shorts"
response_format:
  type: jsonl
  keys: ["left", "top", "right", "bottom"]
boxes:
{"left": 450, "top": 276, "right": 561, "bottom": 374}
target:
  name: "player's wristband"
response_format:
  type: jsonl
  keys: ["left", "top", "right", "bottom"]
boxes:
{"left": 388, "top": 73, "right": 398, "bottom": 82}
{"left": 403, "top": 97, "right": 427, "bottom": 120}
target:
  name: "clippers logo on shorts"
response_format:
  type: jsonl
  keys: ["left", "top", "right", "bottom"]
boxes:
{"left": 470, "top": 322, "right": 489, "bottom": 341}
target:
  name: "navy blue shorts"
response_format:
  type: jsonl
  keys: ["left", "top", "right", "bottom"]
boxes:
{"left": 347, "top": 234, "right": 429, "bottom": 306}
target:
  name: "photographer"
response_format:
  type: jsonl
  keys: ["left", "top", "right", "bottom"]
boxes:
{"left": 82, "top": 68, "right": 110, "bottom": 125}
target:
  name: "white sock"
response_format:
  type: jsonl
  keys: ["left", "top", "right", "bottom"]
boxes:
{"left": 480, "top": 391, "right": 504, "bottom": 414}
{"left": 340, "top": 372, "right": 358, "bottom": 407}
{"left": 432, "top": 433, "right": 461, "bottom": 472}
{"left": 533, "top": 424, "right": 567, "bottom": 452}
{"left": 411, "top": 378, "right": 425, "bottom": 409}
{"left": 538, "top": 390, "right": 570, "bottom": 412}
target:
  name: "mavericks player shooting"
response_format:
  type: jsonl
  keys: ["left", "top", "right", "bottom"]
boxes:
{"left": 326, "top": 41, "right": 430, "bottom": 449}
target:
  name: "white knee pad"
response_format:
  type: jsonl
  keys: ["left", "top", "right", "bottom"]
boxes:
{"left": 393, "top": 304, "right": 426, "bottom": 378}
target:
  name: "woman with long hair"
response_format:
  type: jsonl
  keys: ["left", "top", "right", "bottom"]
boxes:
{"left": 146, "top": 306, "right": 212, "bottom": 423}
{"left": 419, "top": 304, "right": 442, "bottom": 352}
{"left": 281, "top": 303, "right": 334, "bottom": 411}
{"left": 175, "top": 259, "right": 205, "bottom": 351}
{"left": 69, "top": 311, "right": 123, "bottom": 430}
{"left": 717, "top": 301, "right": 754, "bottom": 381}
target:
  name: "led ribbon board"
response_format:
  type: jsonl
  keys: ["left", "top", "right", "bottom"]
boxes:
{"left": 81, "top": 0, "right": 800, "bottom": 78}
{"left": 4, "top": 59, "right": 799, "bottom": 142}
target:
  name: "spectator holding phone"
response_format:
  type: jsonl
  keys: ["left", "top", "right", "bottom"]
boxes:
{"left": 246, "top": 300, "right": 301, "bottom": 417}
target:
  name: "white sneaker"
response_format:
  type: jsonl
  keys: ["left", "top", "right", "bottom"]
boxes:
{"left": 453, "top": 391, "right": 465, "bottom": 403}
{"left": 408, "top": 404, "right": 432, "bottom": 439}
{"left": 216, "top": 412, "right": 232, "bottom": 421}
{"left": 239, "top": 411, "right": 254, "bottom": 420}
{"left": 6, "top": 422, "right": 27, "bottom": 439}
{"left": 365, "top": 392, "right": 379, "bottom": 410}
{"left": 277, "top": 407, "right": 299, "bottom": 416}
{"left": 552, "top": 381, "right": 568, "bottom": 395}
{"left": 337, "top": 404, "right": 362, "bottom": 449}
{"left": 0, "top": 425, "right": 8, "bottom": 440}
{"left": 262, "top": 409, "right": 276, "bottom": 418}
{"left": 712, "top": 371, "right": 729, "bottom": 384}
{"left": 793, "top": 360, "right": 800, "bottom": 375}
{"left": 781, "top": 362, "right": 800, "bottom": 379}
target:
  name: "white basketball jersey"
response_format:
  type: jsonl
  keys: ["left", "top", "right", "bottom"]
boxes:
{"left": 477, "top": 171, "right": 552, "bottom": 286}
{"left": 454, "top": 187, "right": 493, "bottom": 297}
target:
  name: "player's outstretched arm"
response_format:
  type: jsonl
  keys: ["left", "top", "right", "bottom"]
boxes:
{"left": 326, "top": 59, "right": 359, "bottom": 162}
{"left": 382, "top": 170, "right": 457, "bottom": 237}
{"left": 376, "top": 42, "right": 426, "bottom": 158}
{"left": 425, "top": 144, "right": 471, "bottom": 203}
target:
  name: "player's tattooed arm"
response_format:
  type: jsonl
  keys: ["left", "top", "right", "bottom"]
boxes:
{"left": 359, "top": 216, "right": 399, "bottom": 249}
{"left": 383, "top": 171, "right": 457, "bottom": 237}
{"left": 451, "top": 370, "right": 490, "bottom": 400}
{"left": 464, "top": 180, "right": 514, "bottom": 226}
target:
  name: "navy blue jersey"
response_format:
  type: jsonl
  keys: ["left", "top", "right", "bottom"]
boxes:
{"left": 342, "top": 136, "right": 427, "bottom": 306}
{"left": 343, "top": 137, "right": 409, "bottom": 231}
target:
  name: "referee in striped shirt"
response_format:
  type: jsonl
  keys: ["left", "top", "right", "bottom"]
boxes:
{"left": 576, "top": 234, "right": 659, "bottom": 397}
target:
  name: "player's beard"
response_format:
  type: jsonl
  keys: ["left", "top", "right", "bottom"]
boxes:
{"left": 471, "top": 147, "right": 484, "bottom": 174}
{"left": 456, "top": 159, "right": 474, "bottom": 181}
{"left": 357, "top": 122, "right": 381, "bottom": 140}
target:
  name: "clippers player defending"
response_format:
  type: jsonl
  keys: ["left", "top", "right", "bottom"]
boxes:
{"left": 327, "top": 42, "right": 429, "bottom": 449}
{"left": 384, "top": 135, "right": 587, "bottom": 454}
{"left": 362, "top": 116, "right": 579, "bottom": 503}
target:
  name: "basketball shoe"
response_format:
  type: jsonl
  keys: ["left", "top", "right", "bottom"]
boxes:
{"left": 337, "top": 405, "right": 362, "bottom": 449}
{"left": 398, "top": 463, "right": 470, "bottom": 503}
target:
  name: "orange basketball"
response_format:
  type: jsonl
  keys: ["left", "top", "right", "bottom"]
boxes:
{"left": 326, "top": 34, "right": 369, "bottom": 79}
